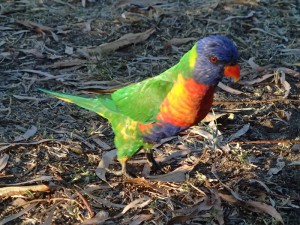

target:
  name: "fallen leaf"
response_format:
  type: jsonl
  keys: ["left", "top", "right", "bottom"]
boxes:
{"left": 0, "top": 154, "right": 9, "bottom": 172}
{"left": 148, "top": 164, "right": 192, "bottom": 182}
{"left": 9, "top": 176, "right": 54, "bottom": 186}
{"left": 19, "top": 49, "right": 45, "bottom": 58}
{"left": 14, "top": 125, "right": 38, "bottom": 142}
{"left": 246, "top": 57, "right": 266, "bottom": 72}
{"left": 115, "top": 0, "right": 164, "bottom": 8}
{"left": 280, "top": 70, "right": 291, "bottom": 98}
{"left": 267, "top": 156, "right": 285, "bottom": 177}
{"left": 246, "top": 200, "right": 283, "bottom": 223}
{"left": 0, "top": 184, "right": 52, "bottom": 197}
{"left": 64, "top": 46, "right": 73, "bottom": 55}
{"left": 218, "top": 82, "right": 243, "bottom": 94}
{"left": 238, "top": 73, "right": 274, "bottom": 85}
{"left": 82, "top": 19, "right": 93, "bottom": 32}
{"left": 88, "top": 28, "right": 155, "bottom": 56}
{"left": 121, "top": 197, "right": 151, "bottom": 214}
{"left": 224, "top": 11, "right": 255, "bottom": 21}
{"left": 202, "top": 112, "right": 226, "bottom": 123}
{"left": 0, "top": 203, "right": 38, "bottom": 225}
{"left": 96, "top": 149, "right": 117, "bottom": 182}
{"left": 288, "top": 160, "right": 300, "bottom": 166}
{"left": 92, "top": 137, "right": 111, "bottom": 150}
{"left": 227, "top": 124, "right": 250, "bottom": 142}
{"left": 81, "top": 211, "right": 109, "bottom": 225}
{"left": 219, "top": 193, "right": 284, "bottom": 223}
{"left": 127, "top": 214, "right": 154, "bottom": 225}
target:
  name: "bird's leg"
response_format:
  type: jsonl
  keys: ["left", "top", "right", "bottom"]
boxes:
{"left": 146, "top": 149, "right": 163, "bottom": 171}
{"left": 107, "top": 158, "right": 135, "bottom": 178}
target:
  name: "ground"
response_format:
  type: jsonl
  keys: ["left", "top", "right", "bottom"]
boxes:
{"left": 0, "top": 0, "right": 300, "bottom": 224}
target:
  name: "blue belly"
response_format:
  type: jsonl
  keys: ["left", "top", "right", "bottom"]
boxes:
{"left": 143, "top": 122, "right": 187, "bottom": 143}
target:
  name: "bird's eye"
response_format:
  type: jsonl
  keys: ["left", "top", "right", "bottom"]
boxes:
{"left": 209, "top": 56, "right": 218, "bottom": 64}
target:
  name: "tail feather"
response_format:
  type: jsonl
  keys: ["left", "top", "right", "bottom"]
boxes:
{"left": 38, "top": 88, "right": 115, "bottom": 119}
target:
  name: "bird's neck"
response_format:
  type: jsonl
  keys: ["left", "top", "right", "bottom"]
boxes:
{"left": 156, "top": 74, "right": 215, "bottom": 127}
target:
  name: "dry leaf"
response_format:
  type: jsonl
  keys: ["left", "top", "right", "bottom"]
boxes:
{"left": 14, "top": 125, "right": 38, "bottom": 142}
{"left": 267, "top": 156, "right": 285, "bottom": 177}
{"left": 246, "top": 57, "right": 266, "bottom": 72}
{"left": 219, "top": 193, "right": 284, "bottom": 223}
{"left": 9, "top": 176, "right": 54, "bottom": 186}
{"left": 121, "top": 197, "right": 151, "bottom": 214}
{"left": 64, "top": 46, "right": 73, "bottom": 55}
{"left": 227, "top": 124, "right": 250, "bottom": 142}
{"left": 148, "top": 164, "right": 192, "bottom": 182}
{"left": 19, "top": 49, "right": 45, "bottom": 58}
{"left": 224, "top": 10, "right": 255, "bottom": 21}
{"left": 96, "top": 149, "right": 117, "bottom": 182}
{"left": 280, "top": 70, "right": 291, "bottom": 98}
{"left": 238, "top": 73, "right": 274, "bottom": 85}
{"left": 202, "top": 112, "right": 226, "bottom": 123}
{"left": 0, "top": 184, "right": 52, "bottom": 197}
{"left": 89, "top": 28, "right": 155, "bottom": 56}
{"left": 218, "top": 82, "right": 243, "bottom": 94}
{"left": 0, "top": 203, "right": 38, "bottom": 225}
{"left": 127, "top": 214, "right": 154, "bottom": 225}
{"left": 82, "top": 19, "right": 93, "bottom": 32}
{"left": 0, "top": 154, "right": 9, "bottom": 172}
{"left": 246, "top": 200, "right": 283, "bottom": 223}
{"left": 288, "top": 160, "right": 300, "bottom": 166}
{"left": 81, "top": 211, "right": 109, "bottom": 225}
{"left": 115, "top": 0, "right": 164, "bottom": 8}
{"left": 92, "top": 137, "right": 111, "bottom": 150}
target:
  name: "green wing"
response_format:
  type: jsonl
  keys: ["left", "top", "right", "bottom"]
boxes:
{"left": 111, "top": 44, "right": 197, "bottom": 123}
{"left": 111, "top": 69, "right": 175, "bottom": 123}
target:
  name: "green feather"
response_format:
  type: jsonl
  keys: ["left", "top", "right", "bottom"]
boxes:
{"left": 111, "top": 44, "right": 197, "bottom": 123}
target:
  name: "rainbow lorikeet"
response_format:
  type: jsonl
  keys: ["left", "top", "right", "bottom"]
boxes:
{"left": 39, "top": 35, "right": 240, "bottom": 177}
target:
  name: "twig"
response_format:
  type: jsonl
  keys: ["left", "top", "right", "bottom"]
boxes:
{"left": 213, "top": 98, "right": 300, "bottom": 105}
{"left": 229, "top": 140, "right": 300, "bottom": 145}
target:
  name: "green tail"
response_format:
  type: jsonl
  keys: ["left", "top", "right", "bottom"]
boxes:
{"left": 38, "top": 88, "right": 117, "bottom": 119}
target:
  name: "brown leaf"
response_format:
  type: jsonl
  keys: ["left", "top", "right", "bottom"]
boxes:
{"left": 0, "top": 184, "right": 52, "bottom": 197}
{"left": 246, "top": 57, "right": 266, "bottom": 72}
{"left": 0, "top": 203, "right": 38, "bottom": 225}
{"left": 0, "top": 154, "right": 9, "bottom": 172}
{"left": 96, "top": 149, "right": 117, "bottom": 182}
{"left": 121, "top": 197, "right": 151, "bottom": 214}
{"left": 219, "top": 193, "right": 284, "bottom": 223}
{"left": 218, "top": 82, "right": 243, "bottom": 94}
{"left": 89, "top": 28, "right": 155, "bottom": 56}
{"left": 227, "top": 124, "right": 250, "bottom": 142}
{"left": 280, "top": 70, "right": 291, "bottom": 98}
{"left": 14, "top": 125, "right": 38, "bottom": 142}
{"left": 202, "top": 112, "right": 226, "bottom": 123}
{"left": 246, "top": 200, "right": 283, "bottom": 223}
{"left": 148, "top": 164, "right": 192, "bottom": 182}
{"left": 238, "top": 73, "right": 274, "bottom": 85}
{"left": 115, "top": 0, "right": 164, "bottom": 8}
{"left": 128, "top": 214, "right": 154, "bottom": 225}
{"left": 224, "top": 10, "right": 255, "bottom": 21}
{"left": 81, "top": 211, "right": 109, "bottom": 225}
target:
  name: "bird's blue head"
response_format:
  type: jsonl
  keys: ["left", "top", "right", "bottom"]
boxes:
{"left": 193, "top": 35, "right": 240, "bottom": 86}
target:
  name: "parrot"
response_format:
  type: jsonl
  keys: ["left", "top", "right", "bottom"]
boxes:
{"left": 38, "top": 35, "right": 240, "bottom": 177}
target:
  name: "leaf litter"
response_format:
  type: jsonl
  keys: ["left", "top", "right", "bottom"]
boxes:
{"left": 1, "top": 0, "right": 300, "bottom": 224}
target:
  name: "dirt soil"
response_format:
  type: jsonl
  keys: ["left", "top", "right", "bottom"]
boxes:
{"left": 0, "top": 0, "right": 300, "bottom": 224}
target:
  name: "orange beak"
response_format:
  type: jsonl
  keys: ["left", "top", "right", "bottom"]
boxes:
{"left": 224, "top": 64, "right": 240, "bottom": 82}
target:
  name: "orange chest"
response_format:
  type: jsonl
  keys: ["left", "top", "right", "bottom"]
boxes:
{"left": 156, "top": 75, "right": 215, "bottom": 127}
